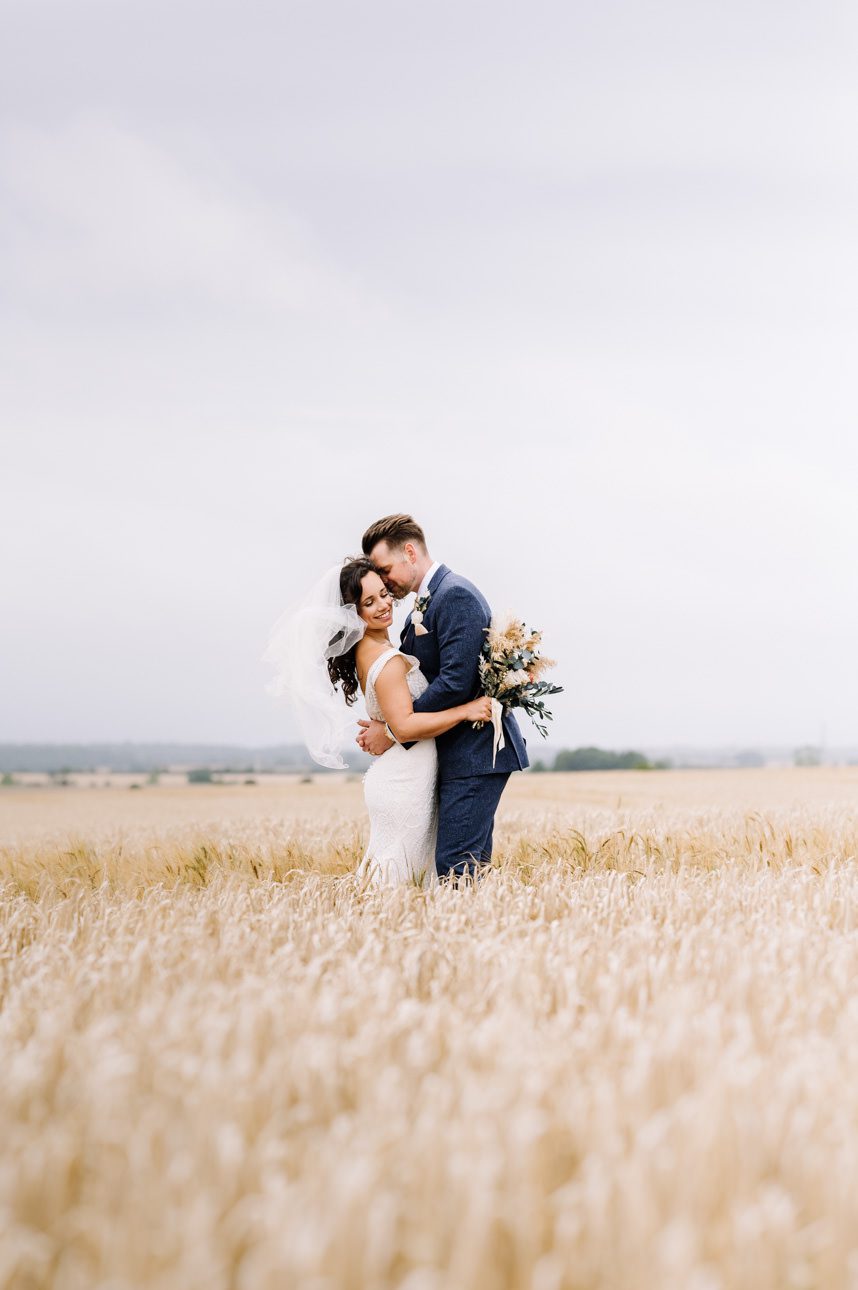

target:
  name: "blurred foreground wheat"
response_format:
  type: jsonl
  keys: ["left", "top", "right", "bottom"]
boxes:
{"left": 3, "top": 785, "right": 858, "bottom": 1289}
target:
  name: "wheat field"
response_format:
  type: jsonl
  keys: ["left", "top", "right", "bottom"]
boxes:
{"left": 3, "top": 769, "right": 858, "bottom": 1290}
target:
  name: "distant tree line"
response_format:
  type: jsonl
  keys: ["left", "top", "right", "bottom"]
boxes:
{"left": 531, "top": 747, "right": 672, "bottom": 772}
{"left": 0, "top": 743, "right": 367, "bottom": 774}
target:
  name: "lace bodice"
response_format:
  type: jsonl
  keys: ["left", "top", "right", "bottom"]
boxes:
{"left": 364, "top": 648, "right": 428, "bottom": 722}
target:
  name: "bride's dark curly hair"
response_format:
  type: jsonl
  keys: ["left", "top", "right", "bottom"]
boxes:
{"left": 327, "top": 557, "right": 377, "bottom": 706}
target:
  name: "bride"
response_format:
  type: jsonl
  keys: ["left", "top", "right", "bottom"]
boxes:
{"left": 264, "top": 557, "right": 491, "bottom": 887}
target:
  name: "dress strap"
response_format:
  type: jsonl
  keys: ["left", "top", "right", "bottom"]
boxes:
{"left": 367, "top": 647, "right": 401, "bottom": 688}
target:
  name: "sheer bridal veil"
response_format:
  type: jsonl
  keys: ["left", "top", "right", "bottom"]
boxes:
{"left": 262, "top": 565, "right": 365, "bottom": 770}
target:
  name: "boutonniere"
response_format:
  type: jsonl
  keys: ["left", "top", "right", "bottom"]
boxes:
{"left": 412, "top": 593, "right": 431, "bottom": 636}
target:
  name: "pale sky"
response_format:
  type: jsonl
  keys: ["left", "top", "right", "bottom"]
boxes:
{"left": 2, "top": 0, "right": 857, "bottom": 749}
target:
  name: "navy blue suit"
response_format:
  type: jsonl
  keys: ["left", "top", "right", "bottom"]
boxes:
{"left": 400, "top": 565, "right": 528, "bottom": 879}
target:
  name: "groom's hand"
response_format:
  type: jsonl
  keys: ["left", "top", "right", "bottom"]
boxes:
{"left": 357, "top": 718, "right": 395, "bottom": 756}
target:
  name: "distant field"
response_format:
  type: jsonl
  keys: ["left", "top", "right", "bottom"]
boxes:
{"left": 3, "top": 765, "right": 858, "bottom": 846}
{"left": 2, "top": 769, "right": 858, "bottom": 1288}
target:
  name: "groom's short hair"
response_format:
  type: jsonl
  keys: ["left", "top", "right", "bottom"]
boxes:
{"left": 362, "top": 514, "right": 427, "bottom": 555}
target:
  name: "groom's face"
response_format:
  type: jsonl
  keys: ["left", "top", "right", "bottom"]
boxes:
{"left": 370, "top": 540, "right": 419, "bottom": 600}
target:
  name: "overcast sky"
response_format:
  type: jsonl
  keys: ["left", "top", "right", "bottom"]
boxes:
{"left": 2, "top": 0, "right": 857, "bottom": 750}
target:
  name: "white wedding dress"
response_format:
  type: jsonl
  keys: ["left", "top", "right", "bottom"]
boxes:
{"left": 356, "top": 648, "right": 439, "bottom": 888}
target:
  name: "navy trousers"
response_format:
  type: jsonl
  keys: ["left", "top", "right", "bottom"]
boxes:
{"left": 435, "top": 773, "right": 512, "bottom": 880}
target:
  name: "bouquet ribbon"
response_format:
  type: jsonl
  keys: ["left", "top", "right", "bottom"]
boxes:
{"left": 489, "top": 697, "right": 506, "bottom": 768}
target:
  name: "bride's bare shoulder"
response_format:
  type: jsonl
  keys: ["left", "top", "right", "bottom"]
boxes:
{"left": 355, "top": 638, "right": 391, "bottom": 664}
{"left": 355, "top": 639, "right": 394, "bottom": 686}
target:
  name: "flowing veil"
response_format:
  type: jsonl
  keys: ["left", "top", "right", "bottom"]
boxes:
{"left": 262, "top": 565, "right": 365, "bottom": 770}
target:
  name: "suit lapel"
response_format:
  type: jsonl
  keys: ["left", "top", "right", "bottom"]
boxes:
{"left": 420, "top": 565, "right": 448, "bottom": 634}
{"left": 402, "top": 565, "right": 451, "bottom": 651}
{"left": 425, "top": 564, "right": 451, "bottom": 616}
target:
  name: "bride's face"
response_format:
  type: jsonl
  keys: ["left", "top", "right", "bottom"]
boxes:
{"left": 358, "top": 571, "right": 394, "bottom": 631}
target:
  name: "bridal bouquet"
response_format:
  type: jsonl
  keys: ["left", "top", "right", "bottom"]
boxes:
{"left": 475, "top": 614, "right": 563, "bottom": 763}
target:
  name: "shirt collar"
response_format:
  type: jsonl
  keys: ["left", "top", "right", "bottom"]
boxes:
{"left": 417, "top": 560, "right": 441, "bottom": 600}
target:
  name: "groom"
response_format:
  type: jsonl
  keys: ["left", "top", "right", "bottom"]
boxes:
{"left": 357, "top": 513, "right": 529, "bottom": 881}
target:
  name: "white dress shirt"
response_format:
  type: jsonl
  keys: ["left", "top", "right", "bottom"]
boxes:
{"left": 416, "top": 561, "right": 441, "bottom": 600}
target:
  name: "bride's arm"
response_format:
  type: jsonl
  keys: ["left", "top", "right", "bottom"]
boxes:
{"left": 373, "top": 656, "right": 490, "bottom": 742}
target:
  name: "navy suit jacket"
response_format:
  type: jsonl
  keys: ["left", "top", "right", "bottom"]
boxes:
{"left": 400, "top": 565, "right": 529, "bottom": 781}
